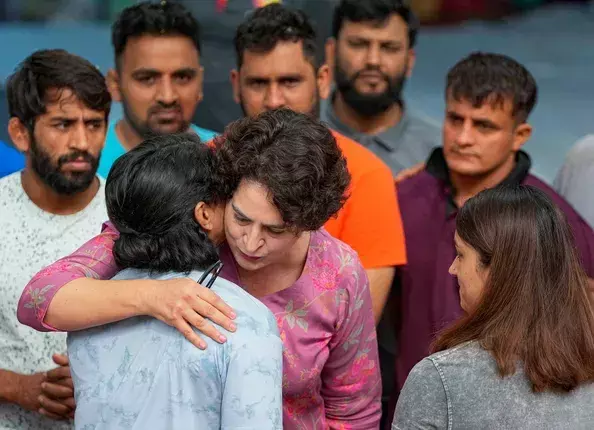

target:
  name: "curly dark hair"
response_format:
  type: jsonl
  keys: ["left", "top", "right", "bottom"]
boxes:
{"left": 446, "top": 52, "right": 538, "bottom": 123}
{"left": 112, "top": 0, "right": 201, "bottom": 67}
{"left": 214, "top": 108, "right": 350, "bottom": 232}
{"left": 332, "top": 0, "right": 419, "bottom": 48}
{"left": 234, "top": 3, "right": 320, "bottom": 70}
{"left": 6, "top": 49, "right": 111, "bottom": 131}
{"left": 106, "top": 133, "right": 226, "bottom": 273}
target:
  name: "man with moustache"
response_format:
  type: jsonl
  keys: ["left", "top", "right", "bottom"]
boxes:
{"left": 323, "top": 0, "right": 440, "bottom": 176}
{"left": 98, "top": 0, "right": 216, "bottom": 178}
{"left": 324, "top": 1, "right": 439, "bottom": 421}
{"left": 387, "top": 52, "right": 594, "bottom": 427}
{"left": 230, "top": 3, "right": 407, "bottom": 329}
{"left": 0, "top": 49, "right": 111, "bottom": 429}
{"left": 230, "top": 12, "right": 407, "bottom": 424}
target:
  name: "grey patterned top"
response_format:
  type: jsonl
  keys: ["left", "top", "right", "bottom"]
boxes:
{"left": 67, "top": 268, "right": 283, "bottom": 430}
{"left": 393, "top": 341, "right": 594, "bottom": 429}
{"left": 0, "top": 172, "right": 107, "bottom": 430}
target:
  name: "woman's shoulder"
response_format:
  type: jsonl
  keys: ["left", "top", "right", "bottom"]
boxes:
{"left": 426, "top": 341, "right": 493, "bottom": 372}
{"left": 310, "top": 229, "right": 364, "bottom": 269}
{"left": 404, "top": 342, "right": 496, "bottom": 406}
{"left": 308, "top": 229, "right": 366, "bottom": 289}
{"left": 417, "top": 342, "right": 513, "bottom": 398}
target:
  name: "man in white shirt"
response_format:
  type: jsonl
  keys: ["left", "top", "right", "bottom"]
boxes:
{"left": 0, "top": 49, "right": 111, "bottom": 429}
{"left": 554, "top": 135, "right": 594, "bottom": 228}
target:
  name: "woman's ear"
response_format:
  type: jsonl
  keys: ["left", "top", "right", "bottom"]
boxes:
{"left": 194, "top": 201, "right": 214, "bottom": 232}
{"left": 195, "top": 201, "right": 226, "bottom": 245}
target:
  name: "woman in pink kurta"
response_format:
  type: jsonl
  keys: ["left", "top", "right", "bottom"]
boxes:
{"left": 18, "top": 110, "right": 381, "bottom": 429}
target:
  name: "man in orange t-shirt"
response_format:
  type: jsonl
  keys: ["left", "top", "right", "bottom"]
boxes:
{"left": 325, "top": 133, "right": 406, "bottom": 298}
{"left": 230, "top": 4, "right": 406, "bottom": 321}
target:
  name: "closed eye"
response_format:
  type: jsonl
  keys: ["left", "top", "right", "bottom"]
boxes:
{"left": 267, "top": 227, "right": 286, "bottom": 235}
{"left": 234, "top": 214, "right": 250, "bottom": 225}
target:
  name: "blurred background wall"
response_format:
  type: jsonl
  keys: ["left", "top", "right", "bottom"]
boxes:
{"left": 0, "top": 0, "right": 592, "bottom": 182}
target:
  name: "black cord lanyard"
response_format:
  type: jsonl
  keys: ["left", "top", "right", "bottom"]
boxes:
{"left": 197, "top": 260, "right": 223, "bottom": 289}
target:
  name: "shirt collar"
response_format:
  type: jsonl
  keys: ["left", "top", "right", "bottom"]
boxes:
{"left": 325, "top": 90, "right": 409, "bottom": 152}
{"left": 425, "top": 147, "right": 532, "bottom": 214}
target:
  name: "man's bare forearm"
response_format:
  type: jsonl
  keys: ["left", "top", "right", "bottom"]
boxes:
{"left": 366, "top": 266, "right": 396, "bottom": 325}
{"left": 0, "top": 369, "right": 20, "bottom": 404}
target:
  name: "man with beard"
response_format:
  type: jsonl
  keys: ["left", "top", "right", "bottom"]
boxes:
{"left": 230, "top": 3, "right": 406, "bottom": 328}
{"left": 323, "top": 2, "right": 441, "bottom": 423}
{"left": 0, "top": 49, "right": 110, "bottom": 429}
{"left": 387, "top": 52, "right": 594, "bottom": 427}
{"left": 98, "top": 1, "right": 216, "bottom": 178}
{"left": 323, "top": 0, "right": 440, "bottom": 176}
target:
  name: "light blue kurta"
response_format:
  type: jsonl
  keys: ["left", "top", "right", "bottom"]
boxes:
{"left": 67, "top": 268, "right": 283, "bottom": 430}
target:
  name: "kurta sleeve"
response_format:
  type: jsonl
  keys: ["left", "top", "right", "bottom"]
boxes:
{"left": 17, "top": 222, "right": 120, "bottom": 331}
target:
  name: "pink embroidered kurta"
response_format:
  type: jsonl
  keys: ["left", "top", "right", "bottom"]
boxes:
{"left": 18, "top": 223, "right": 381, "bottom": 429}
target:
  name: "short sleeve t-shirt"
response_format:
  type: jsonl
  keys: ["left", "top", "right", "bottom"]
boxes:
{"left": 324, "top": 130, "right": 407, "bottom": 269}
{"left": 0, "top": 172, "right": 107, "bottom": 430}
{"left": 321, "top": 94, "right": 441, "bottom": 176}
{"left": 97, "top": 122, "right": 218, "bottom": 178}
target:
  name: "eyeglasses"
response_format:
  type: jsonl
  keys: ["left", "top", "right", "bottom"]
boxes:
{"left": 198, "top": 260, "right": 223, "bottom": 289}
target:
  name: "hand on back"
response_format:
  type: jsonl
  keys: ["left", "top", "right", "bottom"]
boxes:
{"left": 143, "top": 278, "right": 237, "bottom": 349}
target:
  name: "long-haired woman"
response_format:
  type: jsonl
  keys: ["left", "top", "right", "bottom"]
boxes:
{"left": 393, "top": 185, "right": 594, "bottom": 429}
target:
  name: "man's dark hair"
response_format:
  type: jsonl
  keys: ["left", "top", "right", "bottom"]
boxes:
{"left": 446, "top": 52, "right": 538, "bottom": 123}
{"left": 6, "top": 49, "right": 111, "bottom": 131}
{"left": 234, "top": 3, "right": 320, "bottom": 70}
{"left": 214, "top": 108, "right": 350, "bottom": 232}
{"left": 112, "top": 1, "right": 201, "bottom": 67}
{"left": 106, "top": 134, "right": 225, "bottom": 273}
{"left": 332, "top": 0, "right": 419, "bottom": 48}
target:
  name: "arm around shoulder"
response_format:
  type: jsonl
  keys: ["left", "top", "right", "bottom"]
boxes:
{"left": 17, "top": 225, "right": 120, "bottom": 331}
{"left": 18, "top": 222, "right": 238, "bottom": 344}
